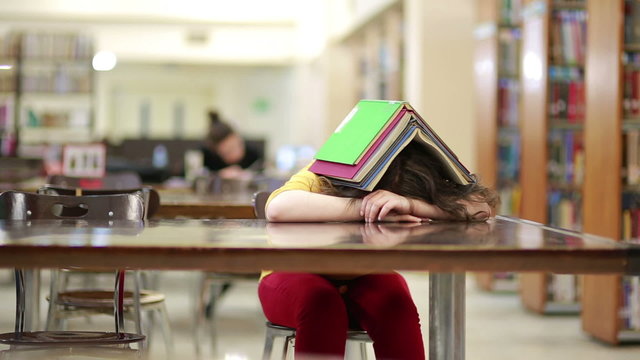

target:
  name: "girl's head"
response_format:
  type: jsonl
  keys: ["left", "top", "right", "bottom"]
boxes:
{"left": 207, "top": 111, "right": 246, "bottom": 164}
{"left": 319, "top": 141, "right": 499, "bottom": 221}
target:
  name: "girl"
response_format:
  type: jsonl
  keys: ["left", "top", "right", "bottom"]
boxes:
{"left": 201, "top": 110, "right": 262, "bottom": 178}
{"left": 260, "top": 141, "right": 499, "bottom": 359}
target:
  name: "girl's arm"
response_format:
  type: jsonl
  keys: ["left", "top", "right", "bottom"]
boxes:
{"left": 409, "top": 198, "right": 492, "bottom": 221}
{"left": 266, "top": 190, "right": 424, "bottom": 223}
{"left": 361, "top": 190, "right": 492, "bottom": 222}
{"left": 266, "top": 190, "right": 362, "bottom": 222}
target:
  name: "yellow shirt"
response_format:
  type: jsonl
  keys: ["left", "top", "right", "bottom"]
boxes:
{"left": 262, "top": 164, "right": 322, "bottom": 280}
{"left": 266, "top": 164, "right": 323, "bottom": 208}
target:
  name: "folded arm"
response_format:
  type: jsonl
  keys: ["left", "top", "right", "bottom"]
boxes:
{"left": 266, "top": 190, "right": 362, "bottom": 222}
{"left": 361, "top": 190, "right": 492, "bottom": 222}
{"left": 267, "top": 188, "right": 492, "bottom": 223}
{"left": 409, "top": 197, "right": 492, "bottom": 221}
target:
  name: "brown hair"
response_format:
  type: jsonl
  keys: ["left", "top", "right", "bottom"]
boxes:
{"left": 319, "top": 141, "right": 500, "bottom": 221}
{"left": 206, "top": 110, "right": 234, "bottom": 148}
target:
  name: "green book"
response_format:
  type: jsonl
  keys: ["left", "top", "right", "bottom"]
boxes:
{"left": 314, "top": 100, "right": 405, "bottom": 165}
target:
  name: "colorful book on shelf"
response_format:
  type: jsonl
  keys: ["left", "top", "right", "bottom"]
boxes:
{"left": 309, "top": 100, "right": 475, "bottom": 191}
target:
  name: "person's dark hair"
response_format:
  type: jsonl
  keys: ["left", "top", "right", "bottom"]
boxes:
{"left": 318, "top": 141, "right": 500, "bottom": 221}
{"left": 207, "top": 110, "right": 234, "bottom": 148}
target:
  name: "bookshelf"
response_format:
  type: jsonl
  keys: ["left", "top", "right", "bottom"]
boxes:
{"left": 351, "top": 4, "right": 404, "bottom": 102}
{"left": 581, "top": 0, "right": 640, "bottom": 344}
{"left": 474, "top": 0, "right": 522, "bottom": 292}
{"left": 477, "top": 0, "right": 640, "bottom": 339}
{"left": 518, "top": 0, "right": 586, "bottom": 313}
{"left": 0, "top": 33, "right": 19, "bottom": 157}
{"left": 324, "top": 1, "right": 404, "bottom": 135}
{"left": 12, "top": 32, "right": 95, "bottom": 158}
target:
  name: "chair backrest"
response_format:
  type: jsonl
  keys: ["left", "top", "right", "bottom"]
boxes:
{"left": 252, "top": 191, "right": 271, "bottom": 220}
{"left": 46, "top": 172, "right": 142, "bottom": 190}
{"left": 0, "top": 191, "right": 145, "bottom": 221}
{"left": 38, "top": 185, "right": 160, "bottom": 219}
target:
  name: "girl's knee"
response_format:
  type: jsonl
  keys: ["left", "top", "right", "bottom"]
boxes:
{"left": 297, "top": 285, "right": 347, "bottom": 322}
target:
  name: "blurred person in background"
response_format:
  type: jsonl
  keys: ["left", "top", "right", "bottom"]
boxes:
{"left": 201, "top": 110, "right": 262, "bottom": 179}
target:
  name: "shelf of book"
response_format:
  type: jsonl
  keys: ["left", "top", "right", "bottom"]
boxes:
{"left": 6, "top": 31, "right": 96, "bottom": 157}
{"left": 349, "top": 4, "right": 403, "bottom": 102}
{"left": 474, "top": 0, "right": 522, "bottom": 292}
{"left": 580, "top": 0, "right": 640, "bottom": 344}
{"left": 0, "top": 34, "right": 19, "bottom": 158}
{"left": 517, "top": 0, "right": 586, "bottom": 314}
{"left": 324, "top": 2, "right": 404, "bottom": 136}
{"left": 0, "top": 93, "right": 16, "bottom": 157}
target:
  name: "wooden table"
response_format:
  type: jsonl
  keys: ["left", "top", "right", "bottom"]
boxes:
{"left": 0, "top": 216, "right": 638, "bottom": 360}
{"left": 154, "top": 189, "right": 256, "bottom": 219}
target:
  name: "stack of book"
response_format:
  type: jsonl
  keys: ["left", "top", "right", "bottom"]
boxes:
{"left": 309, "top": 100, "right": 475, "bottom": 191}
{"left": 550, "top": 8, "right": 587, "bottom": 66}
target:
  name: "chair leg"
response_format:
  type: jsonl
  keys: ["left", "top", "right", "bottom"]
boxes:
{"left": 196, "top": 272, "right": 211, "bottom": 322}
{"left": 157, "top": 303, "right": 174, "bottom": 355}
{"left": 282, "top": 336, "right": 292, "bottom": 360}
{"left": 261, "top": 330, "right": 276, "bottom": 360}
{"left": 359, "top": 342, "right": 369, "bottom": 360}
{"left": 133, "top": 271, "right": 143, "bottom": 335}
{"left": 14, "top": 269, "right": 25, "bottom": 335}
{"left": 114, "top": 270, "right": 126, "bottom": 334}
{"left": 44, "top": 269, "right": 60, "bottom": 331}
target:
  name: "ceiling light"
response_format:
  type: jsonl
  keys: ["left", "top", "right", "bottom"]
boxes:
{"left": 92, "top": 51, "right": 117, "bottom": 71}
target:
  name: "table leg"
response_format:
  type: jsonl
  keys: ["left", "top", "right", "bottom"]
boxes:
{"left": 18, "top": 269, "right": 41, "bottom": 332}
{"left": 429, "top": 272, "right": 465, "bottom": 360}
{"left": 22, "top": 269, "right": 40, "bottom": 331}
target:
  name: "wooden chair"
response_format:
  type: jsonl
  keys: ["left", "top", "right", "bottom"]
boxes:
{"left": 46, "top": 172, "right": 142, "bottom": 190}
{"left": 38, "top": 185, "right": 160, "bottom": 219}
{"left": 197, "top": 191, "right": 269, "bottom": 317}
{"left": 0, "top": 190, "right": 146, "bottom": 348}
{"left": 35, "top": 185, "right": 171, "bottom": 352}
{"left": 262, "top": 322, "right": 372, "bottom": 360}
{"left": 252, "top": 190, "right": 271, "bottom": 220}
{"left": 193, "top": 191, "right": 268, "bottom": 354}
{"left": 254, "top": 191, "right": 373, "bottom": 360}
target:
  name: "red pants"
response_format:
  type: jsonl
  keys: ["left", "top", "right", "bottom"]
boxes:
{"left": 258, "top": 272, "right": 425, "bottom": 360}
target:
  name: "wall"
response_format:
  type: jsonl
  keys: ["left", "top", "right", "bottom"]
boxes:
{"left": 97, "top": 63, "right": 295, "bottom": 161}
{"left": 0, "top": 0, "right": 301, "bottom": 65}
{"left": 0, "top": 0, "right": 481, "bottom": 172}
{"left": 404, "top": 0, "right": 478, "bottom": 171}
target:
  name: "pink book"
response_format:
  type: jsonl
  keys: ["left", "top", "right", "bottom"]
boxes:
{"left": 309, "top": 109, "right": 407, "bottom": 179}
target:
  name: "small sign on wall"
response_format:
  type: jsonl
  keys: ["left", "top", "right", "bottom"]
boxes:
{"left": 62, "top": 143, "right": 106, "bottom": 178}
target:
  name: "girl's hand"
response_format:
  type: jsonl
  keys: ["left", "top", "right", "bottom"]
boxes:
{"left": 361, "top": 190, "right": 417, "bottom": 222}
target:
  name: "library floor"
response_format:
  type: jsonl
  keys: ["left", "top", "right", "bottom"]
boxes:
{"left": 0, "top": 271, "right": 638, "bottom": 360}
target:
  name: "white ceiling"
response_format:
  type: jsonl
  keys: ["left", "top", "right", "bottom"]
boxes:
{"left": 0, "top": 0, "right": 301, "bottom": 25}
{"left": 0, "top": 0, "right": 396, "bottom": 64}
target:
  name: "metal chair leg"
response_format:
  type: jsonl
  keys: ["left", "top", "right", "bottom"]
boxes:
{"left": 261, "top": 330, "right": 276, "bottom": 360}
{"left": 281, "top": 335, "right": 292, "bottom": 360}
{"left": 44, "top": 269, "right": 59, "bottom": 331}
{"left": 133, "top": 271, "right": 143, "bottom": 335}
{"left": 158, "top": 303, "right": 174, "bottom": 355}
{"left": 114, "top": 270, "right": 126, "bottom": 336}
{"left": 14, "top": 269, "right": 25, "bottom": 336}
{"left": 359, "top": 342, "right": 368, "bottom": 360}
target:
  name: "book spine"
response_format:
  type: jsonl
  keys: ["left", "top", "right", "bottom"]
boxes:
{"left": 567, "top": 80, "right": 577, "bottom": 123}
{"left": 573, "top": 131, "right": 584, "bottom": 186}
{"left": 624, "top": 69, "right": 633, "bottom": 118}
{"left": 627, "top": 130, "right": 640, "bottom": 185}
{"left": 631, "top": 70, "right": 640, "bottom": 116}
{"left": 564, "top": 131, "right": 575, "bottom": 183}
{"left": 632, "top": 276, "right": 640, "bottom": 330}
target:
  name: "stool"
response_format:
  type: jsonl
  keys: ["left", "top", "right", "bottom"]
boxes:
{"left": 262, "top": 321, "right": 372, "bottom": 360}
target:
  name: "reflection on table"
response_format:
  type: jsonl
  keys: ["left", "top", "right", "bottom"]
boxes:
{"left": 0, "top": 216, "right": 637, "bottom": 360}
{"left": 0, "top": 216, "right": 635, "bottom": 274}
